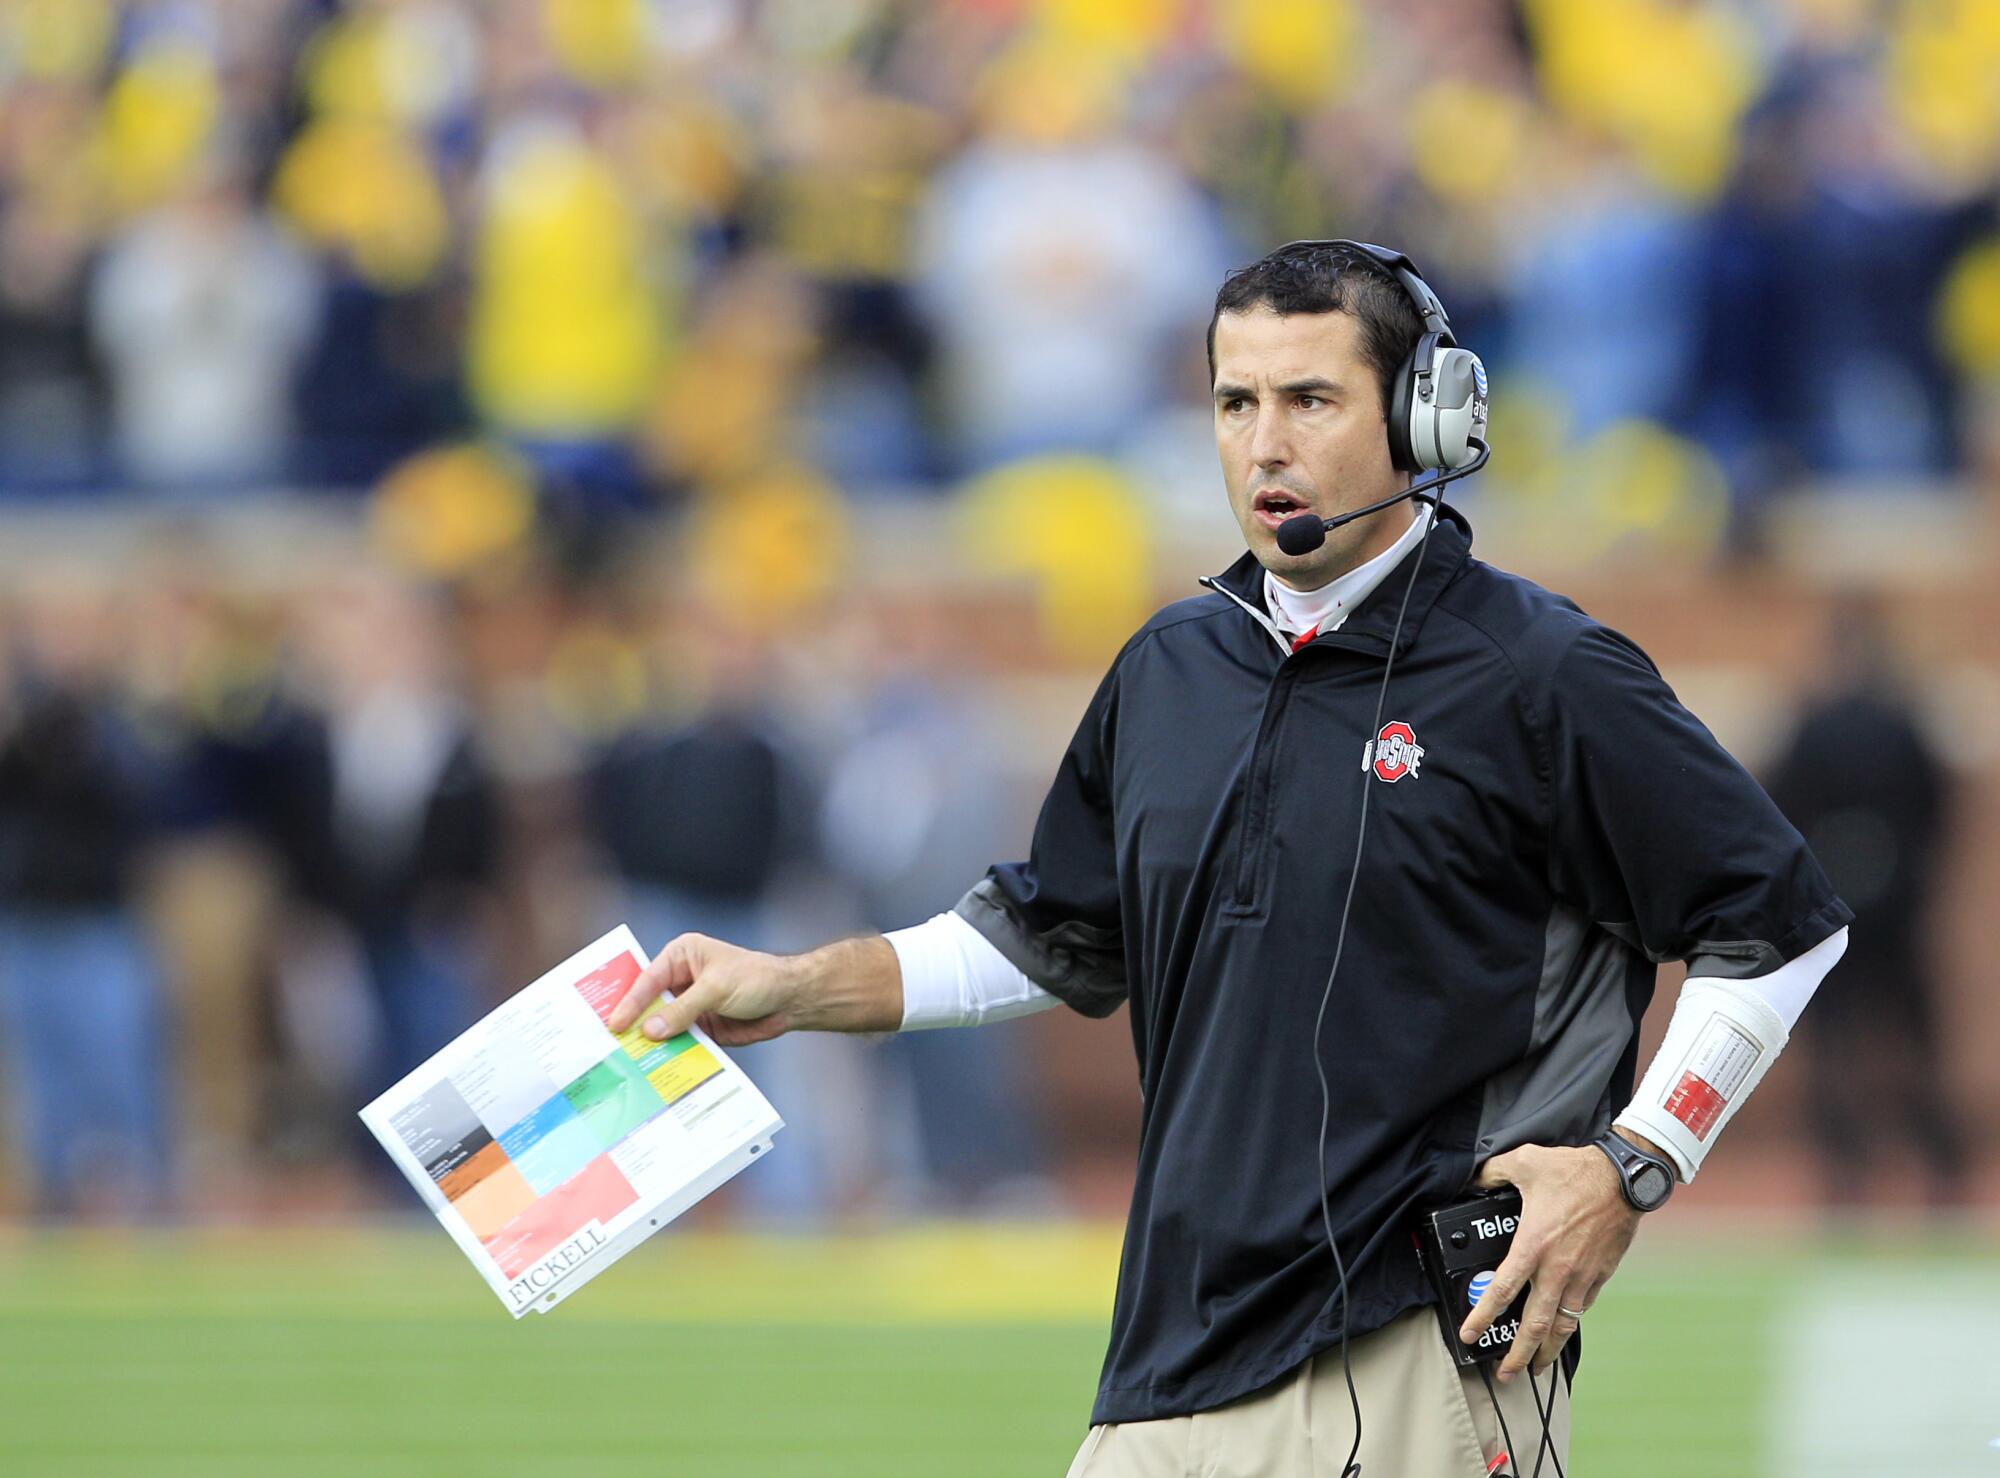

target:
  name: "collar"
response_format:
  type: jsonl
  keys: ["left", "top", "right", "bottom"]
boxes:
{"left": 1262, "top": 502, "right": 1434, "bottom": 639}
{"left": 1198, "top": 500, "right": 1474, "bottom": 660}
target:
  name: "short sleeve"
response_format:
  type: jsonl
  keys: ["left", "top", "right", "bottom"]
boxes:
{"left": 952, "top": 651, "right": 1128, "bottom": 1017}
{"left": 1544, "top": 624, "right": 1852, "bottom": 977}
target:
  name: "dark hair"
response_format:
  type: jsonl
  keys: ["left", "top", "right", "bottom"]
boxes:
{"left": 1205, "top": 242, "right": 1424, "bottom": 418}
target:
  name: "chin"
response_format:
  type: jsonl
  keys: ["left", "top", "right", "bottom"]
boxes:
{"left": 1263, "top": 547, "right": 1324, "bottom": 581}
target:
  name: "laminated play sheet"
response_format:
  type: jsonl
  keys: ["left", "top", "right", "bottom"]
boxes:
{"left": 361, "top": 926, "right": 782, "bottom": 1316}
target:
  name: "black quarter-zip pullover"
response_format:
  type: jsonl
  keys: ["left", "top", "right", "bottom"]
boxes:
{"left": 954, "top": 502, "right": 1850, "bottom": 1425}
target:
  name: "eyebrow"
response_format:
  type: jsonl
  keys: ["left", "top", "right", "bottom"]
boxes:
{"left": 1213, "top": 377, "right": 1345, "bottom": 402}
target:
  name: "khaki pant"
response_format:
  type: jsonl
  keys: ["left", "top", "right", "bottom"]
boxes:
{"left": 1065, "top": 1308, "right": 1571, "bottom": 1477}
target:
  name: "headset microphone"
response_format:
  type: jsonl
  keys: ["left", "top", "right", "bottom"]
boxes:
{"left": 1274, "top": 440, "right": 1491, "bottom": 557}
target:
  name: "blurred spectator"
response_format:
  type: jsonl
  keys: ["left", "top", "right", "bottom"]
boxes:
{"left": 586, "top": 606, "right": 844, "bottom": 1215}
{"left": 141, "top": 579, "right": 353, "bottom": 1182}
{"left": 1681, "top": 60, "right": 1990, "bottom": 543}
{"left": 591, "top": 698, "right": 792, "bottom": 954}
{"left": 753, "top": 70, "right": 945, "bottom": 487}
{"left": 290, "top": 575, "right": 501, "bottom": 1101}
{"left": 0, "top": 179, "right": 104, "bottom": 489}
{"left": 269, "top": 0, "right": 475, "bottom": 485}
{"left": 910, "top": 39, "right": 1228, "bottom": 472}
{"left": 291, "top": 269, "right": 471, "bottom": 488}
{"left": 89, "top": 148, "right": 320, "bottom": 490}
{"left": 468, "top": 118, "right": 664, "bottom": 509}
{"left": 0, "top": 586, "right": 172, "bottom": 1217}
{"left": 1507, "top": 131, "right": 1706, "bottom": 438}
{"left": 816, "top": 597, "right": 1048, "bottom": 1211}
{"left": 1767, "top": 593, "right": 1969, "bottom": 1208}
{"left": 641, "top": 255, "right": 821, "bottom": 499}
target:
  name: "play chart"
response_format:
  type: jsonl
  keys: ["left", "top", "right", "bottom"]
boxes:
{"left": 361, "top": 926, "right": 782, "bottom": 1316}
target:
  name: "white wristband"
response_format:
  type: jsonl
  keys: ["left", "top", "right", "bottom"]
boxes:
{"left": 1615, "top": 976, "right": 1790, "bottom": 1183}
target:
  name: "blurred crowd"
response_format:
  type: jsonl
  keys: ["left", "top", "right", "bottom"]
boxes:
{"left": 1, "top": 0, "right": 1996, "bottom": 1221}
{"left": 0, "top": 539, "right": 1065, "bottom": 1220}
{"left": 2, "top": 537, "right": 1978, "bottom": 1221}
{"left": 0, "top": 0, "right": 1997, "bottom": 550}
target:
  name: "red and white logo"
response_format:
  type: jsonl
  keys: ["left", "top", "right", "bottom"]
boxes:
{"left": 1369, "top": 721, "right": 1425, "bottom": 782}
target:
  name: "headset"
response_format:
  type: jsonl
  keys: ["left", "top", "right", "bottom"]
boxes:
{"left": 1265, "top": 241, "right": 1558, "bottom": 1478}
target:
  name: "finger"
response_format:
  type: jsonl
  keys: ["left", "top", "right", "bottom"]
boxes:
{"left": 1459, "top": 1238, "right": 1535, "bottom": 1344}
{"left": 608, "top": 935, "right": 703, "bottom": 1032}
{"left": 1534, "top": 1318, "right": 1575, "bottom": 1374}
{"left": 1472, "top": 1150, "right": 1519, "bottom": 1191}
{"left": 699, "top": 1011, "right": 762, "bottom": 1046}
{"left": 639, "top": 971, "right": 721, "bottom": 1041}
{"left": 706, "top": 1014, "right": 786, "bottom": 1048}
{"left": 1499, "top": 1259, "right": 1572, "bottom": 1382}
{"left": 633, "top": 938, "right": 718, "bottom": 1041}
{"left": 1540, "top": 1270, "right": 1609, "bottom": 1372}
{"left": 1533, "top": 1289, "right": 1588, "bottom": 1372}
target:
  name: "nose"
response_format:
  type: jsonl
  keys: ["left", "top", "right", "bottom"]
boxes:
{"left": 1248, "top": 403, "right": 1289, "bottom": 469}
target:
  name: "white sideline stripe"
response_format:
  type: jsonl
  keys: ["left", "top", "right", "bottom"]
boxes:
{"left": 1773, "top": 1269, "right": 2000, "bottom": 1476}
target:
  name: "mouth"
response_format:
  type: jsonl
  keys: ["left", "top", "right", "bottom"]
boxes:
{"left": 1252, "top": 490, "right": 1310, "bottom": 532}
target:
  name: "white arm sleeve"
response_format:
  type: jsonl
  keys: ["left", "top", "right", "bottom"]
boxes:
{"left": 1614, "top": 926, "right": 1849, "bottom": 1182}
{"left": 887, "top": 911, "right": 1062, "bottom": 1030}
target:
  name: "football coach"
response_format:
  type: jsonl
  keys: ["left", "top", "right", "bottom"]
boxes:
{"left": 610, "top": 241, "right": 1853, "bottom": 1475}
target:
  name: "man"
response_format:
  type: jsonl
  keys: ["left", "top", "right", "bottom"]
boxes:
{"left": 1767, "top": 593, "right": 1966, "bottom": 1208}
{"left": 609, "top": 242, "right": 1852, "bottom": 1474}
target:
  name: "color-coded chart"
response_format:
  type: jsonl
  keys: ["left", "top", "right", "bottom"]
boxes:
{"left": 361, "top": 926, "right": 782, "bottom": 1317}
{"left": 622, "top": 1027, "right": 725, "bottom": 1104}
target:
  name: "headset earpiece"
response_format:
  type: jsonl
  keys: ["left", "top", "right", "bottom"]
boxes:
{"left": 1406, "top": 343, "right": 1488, "bottom": 473}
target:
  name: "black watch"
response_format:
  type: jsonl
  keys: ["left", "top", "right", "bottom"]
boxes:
{"left": 1592, "top": 1129, "right": 1676, "bottom": 1212}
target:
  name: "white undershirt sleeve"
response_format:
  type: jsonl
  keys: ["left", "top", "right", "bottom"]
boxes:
{"left": 1615, "top": 925, "right": 1849, "bottom": 1182}
{"left": 1722, "top": 924, "right": 1848, "bottom": 1033}
{"left": 888, "top": 911, "right": 1062, "bottom": 1030}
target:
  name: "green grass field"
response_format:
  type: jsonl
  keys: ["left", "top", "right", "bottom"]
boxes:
{"left": 0, "top": 1221, "right": 1991, "bottom": 1476}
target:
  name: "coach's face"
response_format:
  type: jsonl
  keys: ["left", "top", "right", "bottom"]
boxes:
{"left": 1213, "top": 305, "right": 1412, "bottom": 590}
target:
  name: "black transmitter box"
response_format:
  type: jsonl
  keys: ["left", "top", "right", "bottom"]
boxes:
{"left": 1412, "top": 1187, "right": 1532, "bottom": 1368}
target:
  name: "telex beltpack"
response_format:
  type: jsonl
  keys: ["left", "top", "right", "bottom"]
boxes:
{"left": 1412, "top": 1187, "right": 1531, "bottom": 1367}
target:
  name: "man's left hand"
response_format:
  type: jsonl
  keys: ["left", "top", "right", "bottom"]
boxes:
{"left": 1458, "top": 1133, "right": 1654, "bottom": 1381}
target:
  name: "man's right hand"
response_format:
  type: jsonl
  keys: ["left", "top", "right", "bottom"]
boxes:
{"left": 605, "top": 931, "right": 905, "bottom": 1045}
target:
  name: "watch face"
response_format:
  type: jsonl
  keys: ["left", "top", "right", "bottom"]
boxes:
{"left": 1632, "top": 1163, "right": 1672, "bottom": 1209}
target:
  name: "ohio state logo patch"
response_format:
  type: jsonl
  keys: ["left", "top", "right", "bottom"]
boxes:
{"left": 1367, "top": 721, "right": 1424, "bottom": 782}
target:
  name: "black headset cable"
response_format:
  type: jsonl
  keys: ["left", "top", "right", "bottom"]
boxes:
{"left": 1527, "top": 1361, "right": 1567, "bottom": 1478}
{"left": 1475, "top": 1360, "right": 1524, "bottom": 1477}
{"left": 1311, "top": 498, "right": 1442, "bottom": 1478}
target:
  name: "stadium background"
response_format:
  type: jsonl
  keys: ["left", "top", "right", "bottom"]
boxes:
{"left": 0, "top": 0, "right": 1997, "bottom": 1473}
